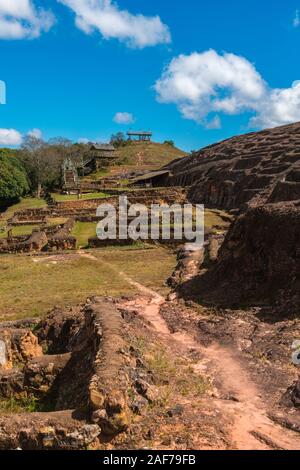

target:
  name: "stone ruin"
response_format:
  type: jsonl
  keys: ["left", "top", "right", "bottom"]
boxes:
{"left": 0, "top": 299, "right": 132, "bottom": 450}
{"left": 0, "top": 187, "right": 188, "bottom": 254}
{"left": 0, "top": 218, "right": 76, "bottom": 254}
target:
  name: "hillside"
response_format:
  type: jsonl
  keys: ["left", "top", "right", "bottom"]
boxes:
{"left": 116, "top": 141, "right": 186, "bottom": 167}
{"left": 83, "top": 141, "right": 186, "bottom": 181}
{"left": 164, "top": 121, "right": 300, "bottom": 210}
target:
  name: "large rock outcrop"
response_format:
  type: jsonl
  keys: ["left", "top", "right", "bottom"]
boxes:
{"left": 178, "top": 202, "right": 300, "bottom": 314}
{"left": 165, "top": 121, "right": 300, "bottom": 210}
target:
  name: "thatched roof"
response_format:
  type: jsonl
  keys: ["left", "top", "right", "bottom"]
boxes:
{"left": 132, "top": 170, "right": 170, "bottom": 183}
{"left": 90, "top": 143, "right": 115, "bottom": 151}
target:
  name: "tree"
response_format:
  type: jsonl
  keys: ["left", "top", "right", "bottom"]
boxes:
{"left": 0, "top": 150, "right": 29, "bottom": 208}
{"left": 163, "top": 140, "right": 175, "bottom": 147}
{"left": 110, "top": 132, "right": 131, "bottom": 148}
{"left": 20, "top": 136, "right": 75, "bottom": 196}
{"left": 20, "top": 135, "right": 49, "bottom": 197}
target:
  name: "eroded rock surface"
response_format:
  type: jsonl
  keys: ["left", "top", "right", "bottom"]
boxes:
{"left": 179, "top": 202, "right": 300, "bottom": 313}
{"left": 165, "top": 121, "right": 300, "bottom": 211}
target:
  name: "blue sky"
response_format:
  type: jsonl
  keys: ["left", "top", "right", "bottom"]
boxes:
{"left": 1, "top": 0, "right": 300, "bottom": 151}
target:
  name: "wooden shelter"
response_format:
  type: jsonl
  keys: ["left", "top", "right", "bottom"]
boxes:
{"left": 127, "top": 131, "right": 152, "bottom": 142}
{"left": 131, "top": 170, "right": 171, "bottom": 187}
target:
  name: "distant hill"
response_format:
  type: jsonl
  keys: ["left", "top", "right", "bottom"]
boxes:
{"left": 116, "top": 141, "right": 186, "bottom": 169}
{"left": 82, "top": 141, "right": 186, "bottom": 181}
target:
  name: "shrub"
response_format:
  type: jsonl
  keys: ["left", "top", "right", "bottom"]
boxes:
{"left": 0, "top": 150, "right": 29, "bottom": 207}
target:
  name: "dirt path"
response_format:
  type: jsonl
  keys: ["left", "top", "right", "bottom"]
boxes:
{"left": 119, "top": 277, "right": 300, "bottom": 450}
{"left": 78, "top": 251, "right": 300, "bottom": 449}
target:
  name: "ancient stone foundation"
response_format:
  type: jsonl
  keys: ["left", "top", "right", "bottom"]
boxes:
{"left": 0, "top": 299, "right": 131, "bottom": 449}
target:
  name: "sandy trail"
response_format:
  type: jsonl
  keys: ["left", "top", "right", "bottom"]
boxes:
{"left": 78, "top": 251, "right": 300, "bottom": 450}
{"left": 120, "top": 278, "right": 300, "bottom": 450}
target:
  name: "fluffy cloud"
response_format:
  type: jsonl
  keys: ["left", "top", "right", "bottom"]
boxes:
{"left": 58, "top": 0, "right": 171, "bottom": 48}
{"left": 154, "top": 50, "right": 300, "bottom": 129}
{"left": 251, "top": 81, "right": 300, "bottom": 128}
{"left": 0, "top": 128, "right": 22, "bottom": 145}
{"left": 113, "top": 112, "right": 135, "bottom": 124}
{"left": 27, "top": 127, "right": 43, "bottom": 139}
{"left": 155, "top": 50, "right": 266, "bottom": 124}
{"left": 0, "top": 0, "right": 54, "bottom": 39}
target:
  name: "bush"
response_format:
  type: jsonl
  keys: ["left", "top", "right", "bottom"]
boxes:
{"left": 163, "top": 140, "right": 175, "bottom": 147}
{"left": 0, "top": 150, "right": 29, "bottom": 207}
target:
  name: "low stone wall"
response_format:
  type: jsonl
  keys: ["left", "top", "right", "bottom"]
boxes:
{"left": 0, "top": 298, "right": 131, "bottom": 449}
{"left": 89, "top": 237, "right": 135, "bottom": 248}
{"left": 0, "top": 231, "right": 48, "bottom": 254}
{"left": 0, "top": 219, "right": 76, "bottom": 254}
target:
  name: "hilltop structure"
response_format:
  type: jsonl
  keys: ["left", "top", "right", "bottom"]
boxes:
{"left": 127, "top": 130, "right": 152, "bottom": 142}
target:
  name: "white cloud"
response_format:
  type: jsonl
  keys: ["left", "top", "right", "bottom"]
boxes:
{"left": 27, "top": 127, "right": 42, "bottom": 139}
{"left": 0, "top": 0, "right": 55, "bottom": 39}
{"left": 113, "top": 112, "right": 135, "bottom": 124}
{"left": 205, "top": 115, "right": 221, "bottom": 130}
{"left": 154, "top": 49, "right": 300, "bottom": 130}
{"left": 0, "top": 128, "right": 22, "bottom": 145}
{"left": 250, "top": 81, "right": 300, "bottom": 128}
{"left": 294, "top": 10, "right": 300, "bottom": 28}
{"left": 58, "top": 0, "right": 171, "bottom": 48}
{"left": 155, "top": 50, "right": 266, "bottom": 125}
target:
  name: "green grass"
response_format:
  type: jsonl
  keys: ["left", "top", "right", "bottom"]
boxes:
{"left": 71, "top": 221, "right": 97, "bottom": 248}
{"left": 51, "top": 192, "right": 109, "bottom": 202}
{"left": 0, "top": 197, "right": 46, "bottom": 222}
{"left": 0, "top": 246, "right": 176, "bottom": 321}
{"left": 83, "top": 169, "right": 109, "bottom": 180}
{"left": 47, "top": 217, "right": 68, "bottom": 226}
{"left": 0, "top": 197, "right": 47, "bottom": 235}
{"left": 93, "top": 246, "right": 175, "bottom": 294}
{"left": 0, "top": 224, "right": 41, "bottom": 239}
{"left": 0, "top": 395, "right": 40, "bottom": 414}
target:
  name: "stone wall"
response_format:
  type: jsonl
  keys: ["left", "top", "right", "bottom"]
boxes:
{"left": 0, "top": 298, "right": 132, "bottom": 449}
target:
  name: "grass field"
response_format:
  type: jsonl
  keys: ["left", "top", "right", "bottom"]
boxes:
{"left": 0, "top": 225, "right": 41, "bottom": 239}
{"left": 0, "top": 198, "right": 46, "bottom": 222}
{"left": 0, "top": 246, "right": 176, "bottom": 321}
{"left": 82, "top": 142, "right": 186, "bottom": 182}
{"left": 0, "top": 198, "right": 47, "bottom": 235}
{"left": 71, "top": 221, "right": 97, "bottom": 248}
{"left": 51, "top": 192, "right": 109, "bottom": 202}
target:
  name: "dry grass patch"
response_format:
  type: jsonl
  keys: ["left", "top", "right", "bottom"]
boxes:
{"left": 0, "top": 246, "right": 176, "bottom": 320}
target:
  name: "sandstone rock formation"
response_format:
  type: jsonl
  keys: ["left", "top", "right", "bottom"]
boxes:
{"left": 179, "top": 202, "right": 300, "bottom": 313}
{"left": 163, "top": 122, "right": 300, "bottom": 315}
{"left": 165, "top": 121, "right": 300, "bottom": 211}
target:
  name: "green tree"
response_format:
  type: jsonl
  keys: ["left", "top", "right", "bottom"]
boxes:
{"left": 163, "top": 140, "right": 175, "bottom": 147}
{"left": 0, "top": 150, "right": 29, "bottom": 207}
